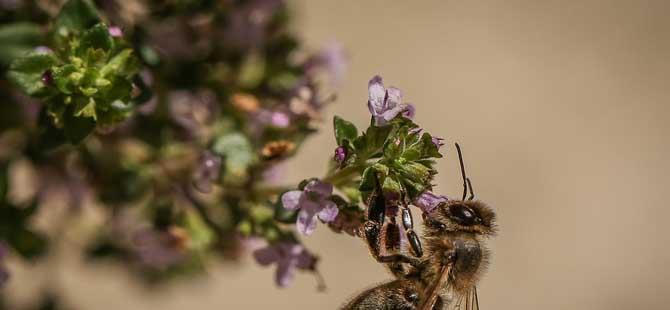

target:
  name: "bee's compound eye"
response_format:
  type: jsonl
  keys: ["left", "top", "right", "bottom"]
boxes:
{"left": 449, "top": 204, "right": 477, "bottom": 226}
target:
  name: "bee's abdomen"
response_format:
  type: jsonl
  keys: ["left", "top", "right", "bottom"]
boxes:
{"left": 342, "top": 280, "right": 422, "bottom": 310}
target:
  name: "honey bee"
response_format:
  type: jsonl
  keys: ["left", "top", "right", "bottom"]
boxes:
{"left": 343, "top": 144, "right": 497, "bottom": 310}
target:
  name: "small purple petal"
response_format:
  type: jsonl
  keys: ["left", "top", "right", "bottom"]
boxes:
{"left": 275, "top": 259, "right": 296, "bottom": 287}
{"left": 281, "top": 191, "right": 303, "bottom": 210}
{"left": 253, "top": 246, "right": 281, "bottom": 266}
{"left": 368, "top": 75, "right": 386, "bottom": 114}
{"left": 414, "top": 191, "right": 449, "bottom": 213}
{"left": 270, "top": 111, "right": 290, "bottom": 128}
{"left": 334, "top": 146, "right": 347, "bottom": 165}
{"left": 380, "top": 103, "right": 408, "bottom": 122}
{"left": 403, "top": 104, "right": 415, "bottom": 119}
{"left": 34, "top": 46, "right": 52, "bottom": 53}
{"left": 432, "top": 136, "right": 446, "bottom": 150}
{"left": 385, "top": 87, "right": 402, "bottom": 109}
{"left": 193, "top": 151, "right": 222, "bottom": 193}
{"left": 109, "top": 26, "right": 123, "bottom": 37}
{"left": 303, "top": 180, "right": 333, "bottom": 199}
{"left": 297, "top": 209, "right": 318, "bottom": 236}
{"left": 279, "top": 242, "right": 304, "bottom": 256}
{"left": 295, "top": 249, "right": 316, "bottom": 270}
{"left": 409, "top": 127, "right": 423, "bottom": 136}
{"left": 317, "top": 201, "right": 339, "bottom": 223}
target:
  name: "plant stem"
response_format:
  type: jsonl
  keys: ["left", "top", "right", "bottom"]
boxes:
{"left": 323, "top": 164, "right": 363, "bottom": 187}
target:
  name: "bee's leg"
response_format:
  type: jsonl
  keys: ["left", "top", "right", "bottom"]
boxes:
{"left": 363, "top": 181, "right": 422, "bottom": 273}
{"left": 401, "top": 206, "right": 423, "bottom": 257}
{"left": 363, "top": 220, "right": 422, "bottom": 270}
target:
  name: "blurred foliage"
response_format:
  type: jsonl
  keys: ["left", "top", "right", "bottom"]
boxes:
{"left": 0, "top": 0, "right": 345, "bottom": 304}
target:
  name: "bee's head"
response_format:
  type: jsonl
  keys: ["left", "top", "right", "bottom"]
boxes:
{"left": 424, "top": 200, "right": 496, "bottom": 237}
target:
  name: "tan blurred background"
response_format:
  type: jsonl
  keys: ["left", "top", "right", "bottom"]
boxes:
{"left": 6, "top": 0, "right": 670, "bottom": 309}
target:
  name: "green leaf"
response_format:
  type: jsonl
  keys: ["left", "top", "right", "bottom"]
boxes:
{"left": 358, "top": 163, "right": 389, "bottom": 193}
{"left": 238, "top": 52, "right": 265, "bottom": 88}
{"left": 100, "top": 49, "right": 138, "bottom": 78}
{"left": 53, "top": 0, "right": 100, "bottom": 37}
{"left": 358, "top": 167, "right": 376, "bottom": 193}
{"left": 63, "top": 105, "right": 96, "bottom": 143}
{"left": 333, "top": 116, "right": 358, "bottom": 145}
{"left": 420, "top": 132, "right": 443, "bottom": 159}
{"left": 0, "top": 22, "right": 44, "bottom": 66}
{"left": 354, "top": 124, "right": 393, "bottom": 158}
{"left": 52, "top": 64, "right": 78, "bottom": 94}
{"left": 184, "top": 211, "right": 214, "bottom": 251}
{"left": 84, "top": 48, "right": 108, "bottom": 68}
{"left": 382, "top": 176, "right": 402, "bottom": 200}
{"left": 74, "top": 97, "right": 97, "bottom": 119}
{"left": 401, "top": 177, "right": 426, "bottom": 200}
{"left": 77, "top": 23, "right": 113, "bottom": 55}
{"left": 8, "top": 52, "right": 57, "bottom": 96}
{"left": 212, "top": 133, "right": 256, "bottom": 183}
{"left": 395, "top": 161, "right": 432, "bottom": 185}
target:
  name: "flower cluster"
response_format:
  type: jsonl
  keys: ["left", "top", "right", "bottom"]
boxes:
{"left": 269, "top": 74, "right": 455, "bottom": 286}
{"left": 0, "top": 0, "right": 343, "bottom": 301}
{"left": 270, "top": 77, "right": 442, "bottom": 268}
{"left": 0, "top": 0, "right": 458, "bottom": 303}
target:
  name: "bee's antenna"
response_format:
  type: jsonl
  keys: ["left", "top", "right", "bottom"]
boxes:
{"left": 455, "top": 143, "right": 468, "bottom": 201}
{"left": 466, "top": 178, "right": 475, "bottom": 200}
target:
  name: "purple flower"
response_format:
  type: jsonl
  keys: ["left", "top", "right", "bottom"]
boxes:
{"left": 256, "top": 109, "right": 291, "bottom": 128}
{"left": 108, "top": 26, "right": 123, "bottom": 37}
{"left": 34, "top": 46, "right": 52, "bottom": 54}
{"left": 402, "top": 104, "right": 416, "bottom": 119}
{"left": 223, "top": 0, "right": 284, "bottom": 50}
{"left": 432, "top": 136, "right": 445, "bottom": 150}
{"left": 304, "top": 42, "right": 348, "bottom": 86}
{"left": 414, "top": 191, "right": 449, "bottom": 213}
{"left": 367, "top": 75, "right": 412, "bottom": 126}
{"left": 193, "top": 151, "right": 222, "bottom": 193}
{"left": 281, "top": 180, "right": 339, "bottom": 235}
{"left": 41, "top": 70, "right": 53, "bottom": 86}
{"left": 334, "top": 146, "right": 347, "bottom": 165}
{"left": 253, "top": 242, "right": 316, "bottom": 287}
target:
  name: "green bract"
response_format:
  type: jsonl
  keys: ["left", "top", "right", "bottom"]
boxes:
{"left": 7, "top": 0, "right": 139, "bottom": 144}
{"left": 332, "top": 116, "right": 443, "bottom": 202}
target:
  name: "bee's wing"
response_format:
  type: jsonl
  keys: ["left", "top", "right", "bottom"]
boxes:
{"left": 418, "top": 263, "right": 453, "bottom": 310}
{"left": 448, "top": 287, "right": 480, "bottom": 310}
